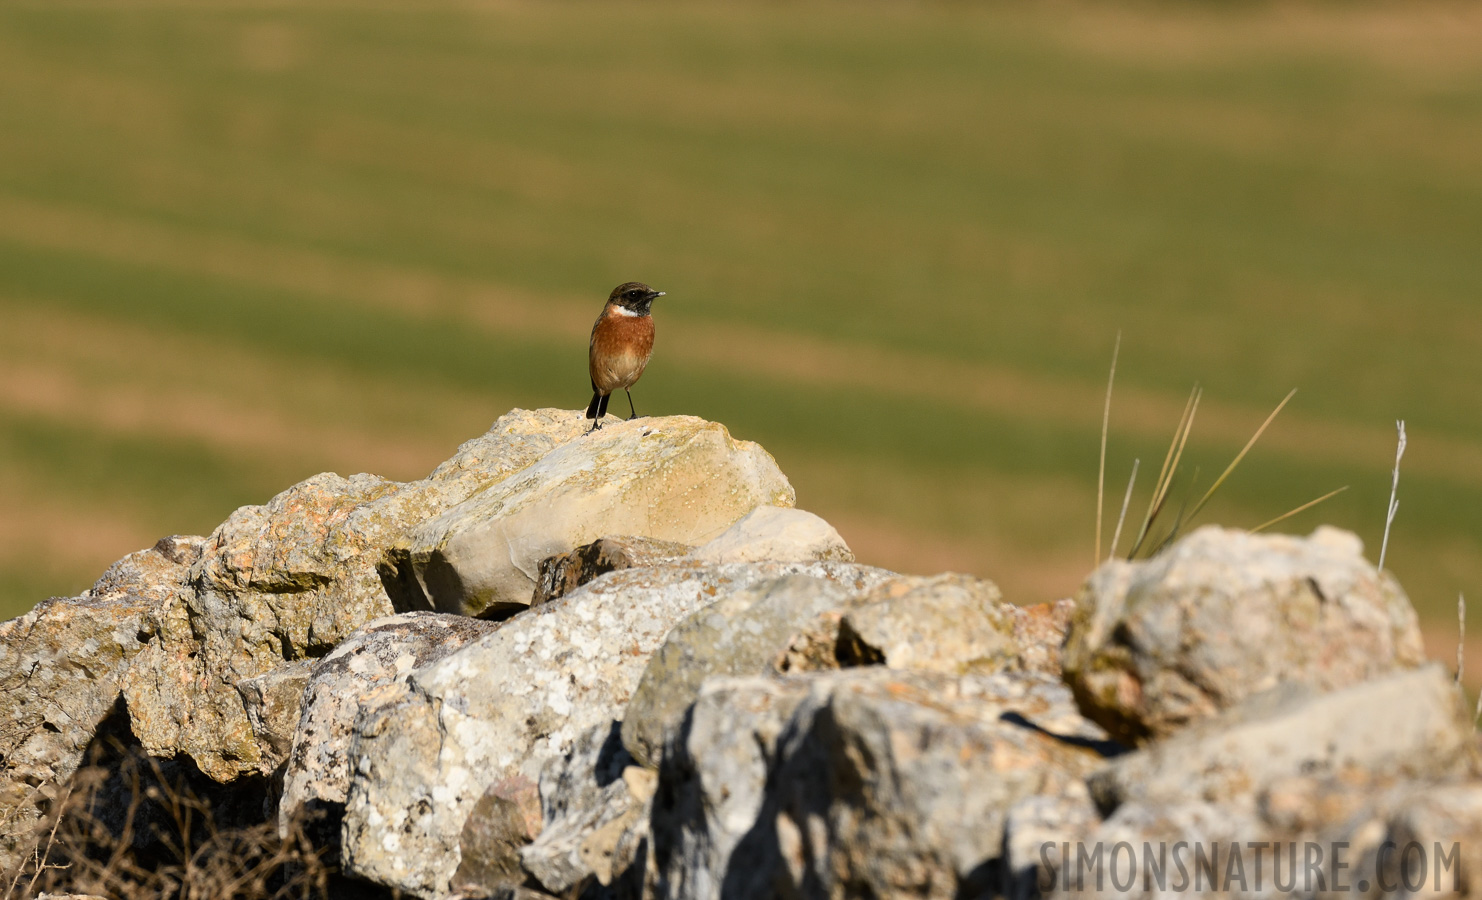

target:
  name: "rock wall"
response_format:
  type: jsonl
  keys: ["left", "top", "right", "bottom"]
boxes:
{"left": 1, "top": 409, "right": 1477, "bottom": 899}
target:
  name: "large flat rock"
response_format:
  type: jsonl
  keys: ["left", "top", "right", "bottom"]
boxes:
{"left": 397, "top": 416, "right": 796, "bottom": 618}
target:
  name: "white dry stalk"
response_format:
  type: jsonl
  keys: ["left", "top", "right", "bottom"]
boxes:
{"left": 1378, "top": 420, "right": 1406, "bottom": 571}
{"left": 1459, "top": 594, "right": 1467, "bottom": 686}
{"left": 1096, "top": 333, "right": 1121, "bottom": 566}
{"left": 1109, "top": 459, "right": 1139, "bottom": 563}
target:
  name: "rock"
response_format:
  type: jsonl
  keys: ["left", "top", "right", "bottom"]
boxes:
{"left": 1062, "top": 525, "right": 1426, "bottom": 744}
{"left": 236, "top": 659, "right": 314, "bottom": 771}
{"left": 532, "top": 536, "right": 691, "bottom": 607}
{"left": 1002, "top": 598, "right": 1075, "bottom": 679}
{"left": 0, "top": 537, "right": 200, "bottom": 872}
{"left": 648, "top": 668, "right": 1112, "bottom": 900}
{"left": 120, "top": 409, "right": 595, "bottom": 782}
{"left": 1001, "top": 785, "right": 1100, "bottom": 900}
{"left": 278, "top": 612, "right": 497, "bottom": 837}
{"left": 647, "top": 675, "right": 812, "bottom": 900}
{"left": 777, "top": 578, "right": 1072, "bottom": 680}
{"left": 835, "top": 573, "right": 1018, "bottom": 673}
{"left": 531, "top": 507, "right": 850, "bottom": 609}
{"left": 87, "top": 534, "right": 206, "bottom": 604}
{"left": 690, "top": 506, "right": 853, "bottom": 565}
{"left": 398, "top": 416, "right": 796, "bottom": 618}
{"left": 1089, "top": 664, "right": 1474, "bottom": 814}
{"left": 1038, "top": 800, "right": 1267, "bottom": 899}
{"left": 341, "top": 561, "right": 882, "bottom": 899}
{"left": 619, "top": 574, "right": 874, "bottom": 769}
{"left": 451, "top": 791, "right": 534, "bottom": 896}
{"left": 1335, "top": 782, "right": 1482, "bottom": 897}
{"left": 518, "top": 723, "right": 647, "bottom": 895}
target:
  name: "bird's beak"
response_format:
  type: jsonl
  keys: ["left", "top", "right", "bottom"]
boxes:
{"left": 651, "top": 291, "right": 666, "bottom": 299}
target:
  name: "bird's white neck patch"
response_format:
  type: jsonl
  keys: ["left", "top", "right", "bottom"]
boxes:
{"left": 610, "top": 305, "right": 642, "bottom": 317}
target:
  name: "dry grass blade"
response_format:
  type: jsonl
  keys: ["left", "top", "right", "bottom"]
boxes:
{"left": 1151, "top": 464, "right": 1204, "bottom": 557}
{"left": 1458, "top": 593, "right": 1466, "bottom": 687}
{"left": 1108, "top": 458, "right": 1139, "bottom": 563}
{"left": 1248, "top": 485, "right": 1349, "bottom": 534}
{"left": 1378, "top": 419, "right": 1407, "bottom": 571}
{"left": 1096, "top": 332, "right": 1121, "bottom": 567}
{"left": 1127, "top": 385, "right": 1200, "bottom": 558}
{"left": 1183, "top": 387, "right": 1297, "bottom": 527}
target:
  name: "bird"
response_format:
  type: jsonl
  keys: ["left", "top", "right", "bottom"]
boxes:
{"left": 586, "top": 281, "right": 664, "bottom": 432}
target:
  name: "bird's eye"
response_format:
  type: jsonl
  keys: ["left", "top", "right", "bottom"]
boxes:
{"left": 627, "top": 290, "right": 642, "bottom": 299}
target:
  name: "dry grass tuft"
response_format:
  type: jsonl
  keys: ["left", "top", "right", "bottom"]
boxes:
{"left": 1, "top": 736, "right": 363, "bottom": 900}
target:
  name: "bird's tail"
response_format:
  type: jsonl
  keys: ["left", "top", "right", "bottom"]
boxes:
{"left": 585, "top": 391, "right": 605, "bottom": 420}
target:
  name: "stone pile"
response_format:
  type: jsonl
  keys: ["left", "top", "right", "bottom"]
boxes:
{"left": 1, "top": 409, "right": 1476, "bottom": 899}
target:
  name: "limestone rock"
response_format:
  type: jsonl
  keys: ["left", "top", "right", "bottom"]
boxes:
{"left": 620, "top": 574, "right": 882, "bottom": 769}
{"left": 1329, "top": 782, "right": 1482, "bottom": 897}
{"left": 120, "top": 409, "right": 592, "bottom": 782}
{"left": 1001, "top": 785, "right": 1100, "bottom": 900}
{"left": 86, "top": 534, "right": 206, "bottom": 604}
{"left": 648, "top": 668, "right": 1112, "bottom": 900}
{"left": 646, "top": 675, "right": 813, "bottom": 900}
{"left": 531, "top": 508, "right": 850, "bottom": 610}
{"left": 1038, "top": 800, "right": 1267, "bottom": 900}
{"left": 518, "top": 723, "right": 648, "bottom": 895}
{"left": 278, "top": 612, "right": 496, "bottom": 837}
{"left": 236, "top": 659, "right": 314, "bottom": 771}
{"left": 341, "top": 561, "right": 880, "bottom": 899}
{"left": 690, "top": 506, "right": 853, "bottom": 565}
{"left": 1062, "top": 525, "right": 1426, "bottom": 744}
{"left": 398, "top": 416, "right": 796, "bottom": 618}
{"left": 1089, "top": 664, "right": 1474, "bottom": 814}
{"left": 1002, "top": 597, "right": 1075, "bottom": 679}
{"left": 451, "top": 791, "right": 533, "bottom": 896}
{"left": 777, "top": 577, "right": 1071, "bottom": 680}
{"left": 836, "top": 573, "right": 1018, "bottom": 673}
{"left": 532, "top": 536, "right": 691, "bottom": 607}
{"left": 0, "top": 537, "right": 199, "bottom": 872}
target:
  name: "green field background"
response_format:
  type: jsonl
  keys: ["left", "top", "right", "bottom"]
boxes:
{"left": 1, "top": 1, "right": 1479, "bottom": 663}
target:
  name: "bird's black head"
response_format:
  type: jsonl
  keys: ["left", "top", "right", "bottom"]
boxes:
{"left": 607, "top": 281, "right": 664, "bottom": 316}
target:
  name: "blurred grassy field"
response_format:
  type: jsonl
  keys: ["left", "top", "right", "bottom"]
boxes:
{"left": 1, "top": 2, "right": 1480, "bottom": 656}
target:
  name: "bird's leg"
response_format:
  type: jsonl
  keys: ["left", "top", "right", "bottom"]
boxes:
{"left": 626, "top": 390, "right": 640, "bottom": 420}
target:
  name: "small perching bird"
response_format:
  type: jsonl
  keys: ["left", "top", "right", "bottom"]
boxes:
{"left": 586, "top": 281, "right": 664, "bottom": 432}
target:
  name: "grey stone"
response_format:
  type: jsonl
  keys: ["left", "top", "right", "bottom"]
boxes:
{"left": 1040, "top": 801, "right": 1267, "bottom": 900}
{"left": 1333, "top": 782, "right": 1482, "bottom": 898}
{"left": 278, "top": 611, "right": 496, "bottom": 836}
{"left": 648, "top": 668, "right": 1112, "bottom": 900}
{"left": 518, "top": 723, "right": 647, "bottom": 895}
{"left": 836, "top": 573, "right": 1018, "bottom": 673}
{"left": 1089, "top": 664, "right": 1474, "bottom": 814}
{"left": 236, "top": 659, "right": 314, "bottom": 771}
{"left": 340, "top": 561, "right": 883, "bottom": 899}
{"left": 777, "top": 579, "right": 1073, "bottom": 681}
{"left": 1001, "top": 785, "right": 1100, "bottom": 900}
{"left": 620, "top": 574, "right": 882, "bottom": 769}
{"left": 0, "top": 536, "right": 199, "bottom": 872}
{"left": 1063, "top": 525, "right": 1426, "bottom": 744}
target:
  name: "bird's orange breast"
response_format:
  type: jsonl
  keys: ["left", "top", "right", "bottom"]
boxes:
{"left": 589, "top": 310, "right": 655, "bottom": 393}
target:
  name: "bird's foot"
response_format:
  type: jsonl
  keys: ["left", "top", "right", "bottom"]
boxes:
{"left": 627, "top": 413, "right": 645, "bottom": 421}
